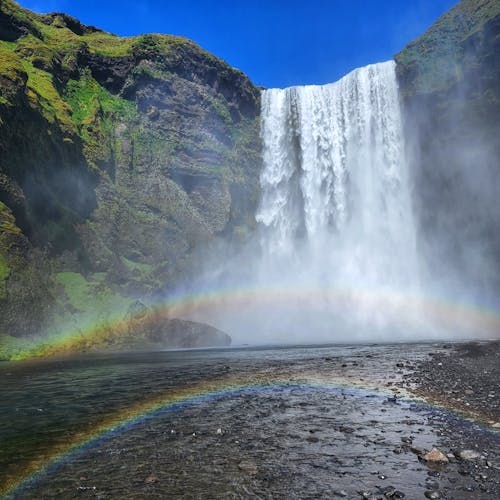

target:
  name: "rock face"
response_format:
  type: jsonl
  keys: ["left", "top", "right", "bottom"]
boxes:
{"left": 125, "top": 304, "right": 231, "bottom": 349}
{"left": 395, "top": 0, "right": 500, "bottom": 298}
{"left": 144, "top": 318, "right": 231, "bottom": 348}
{"left": 0, "top": 0, "right": 261, "bottom": 341}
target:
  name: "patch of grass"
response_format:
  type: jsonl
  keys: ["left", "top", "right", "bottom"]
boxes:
{"left": 0, "top": 334, "right": 33, "bottom": 360}
{"left": 0, "top": 201, "right": 21, "bottom": 236}
{"left": 0, "top": 252, "right": 9, "bottom": 299}
{"left": 63, "top": 71, "right": 137, "bottom": 166}
{"left": 64, "top": 72, "right": 136, "bottom": 127}
{"left": 0, "top": 42, "right": 27, "bottom": 106}
{"left": 54, "top": 271, "right": 131, "bottom": 314}
{"left": 21, "top": 60, "right": 74, "bottom": 133}
{"left": 120, "top": 256, "right": 153, "bottom": 275}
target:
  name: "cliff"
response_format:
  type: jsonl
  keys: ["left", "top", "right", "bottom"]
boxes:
{"left": 395, "top": 0, "right": 500, "bottom": 299}
{"left": 0, "top": 0, "right": 261, "bottom": 344}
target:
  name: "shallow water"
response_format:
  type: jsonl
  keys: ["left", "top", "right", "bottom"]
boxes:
{"left": 1, "top": 344, "right": 498, "bottom": 498}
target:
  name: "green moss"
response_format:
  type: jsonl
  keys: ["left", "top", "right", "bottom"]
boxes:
{"left": 0, "top": 201, "right": 22, "bottom": 236}
{"left": 65, "top": 72, "right": 134, "bottom": 122}
{"left": 0, "top": 252, "right": 9, "bottom": 299}
{"left": 54, "top": 271, "right": 131, "bottom": 313}
{"left": 120, "top": 256, "right": 153, "bottom": 275}
{"left": 208, "top": 94, "right": 232, "bottom": 126}
{"left": 62, "top": 72, "right": 136, "bottom": 166}
{"left": 395, "top": 0, "right": 500, "bottom": 96}
{"left": 0, "top": 42, "right": 27, "bottom": 107}
{"left": 0, "top": 334, "right": 32, "bottom": 360}
{"left": 21, "top": 60, "right": 75, "bottom": 133}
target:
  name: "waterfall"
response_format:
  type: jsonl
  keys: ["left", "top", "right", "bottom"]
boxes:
{"left": 257, "top": 60, "right": 418, "bottom": 294}
{"left": 184, "top": 60, "right": 496, "bottom": 342}
{"left": 187, "top": 61, "right": 426, "bottom": 343}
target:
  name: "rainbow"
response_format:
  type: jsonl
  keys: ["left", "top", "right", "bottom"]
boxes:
{"left": 1, "top": 372, "right": 498, "bottom": 499}
{"left": 6, "top": 284, "right": 500, "bottom": 360}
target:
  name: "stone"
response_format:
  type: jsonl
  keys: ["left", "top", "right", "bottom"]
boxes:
{"left": 145, "top": 473, "right": 159, "bottom": 484}
{"left": 333, "top": 490, "right": 348, "bottom": 497}
{"left": 423, "top": 448, "right": 449, "bottom": 463}
{"left": 238, "top": 460, "right": 258, "bottom": 475}
{"left": 424, "top": 491, "right": 441, "bottom": 499}
{"left": 456, "top": 449, "right": 481, "bottom": 461}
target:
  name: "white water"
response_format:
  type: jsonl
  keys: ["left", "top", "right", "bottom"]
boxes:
{"left": 257, "top": 61, "right": 418, "bottom": 295}
{"left": 176, "top": 60, "right": 500, "bottom": 342}
{"left": 180, "top": 61, "right": 428, "bottom": 343}
{"left": 221, "top": 60, "right": 420, "bottom": 340}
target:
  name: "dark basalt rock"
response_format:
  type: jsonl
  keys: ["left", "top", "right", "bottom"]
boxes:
{"left": 151, "top": 318, "right": 231, "bottom": 348}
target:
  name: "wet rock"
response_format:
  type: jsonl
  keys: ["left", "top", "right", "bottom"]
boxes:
{"left": 422, "top": 448, "right": 449, "bottom": 463}
{"left": 381, "top": 486, "right": 405, "bottom": 498}
{"left": 339, "top": 425, "right": 355, "bottom": 434}
{"left": 333, "top": 490, "right": 348, "bottom": 497}
{"left": 238, "top": 460, "right": 258, "bottom": 475}
{"left": 145, "top": 473, "right": 159, "bottom": 484}
{"left": 359, "top": 491, "right": 374, "bottom": 499}
{"left": 410, "top": 446, "right": 425, "bottom": 455}
{"left": 424, "top": 491, "right": 441, "bottom": 499}
{"left": 146, "top": 105, "right": 159, "bottom": 120}
{"left": 456, "top": 449, "right": 481, "bottom": 460}
{"left": 425, "top": 478, "right": 439, "bottom": 490}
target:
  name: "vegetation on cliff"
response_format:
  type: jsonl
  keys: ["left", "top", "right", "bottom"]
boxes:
{"left": 0, "top": 0, "right": 261, "bottom": 357}
{"left": 395, "top": 0, "right": 500, "bottom": 297}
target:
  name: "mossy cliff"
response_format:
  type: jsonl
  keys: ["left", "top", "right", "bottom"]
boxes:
{"left": 395, "top": 0, "right": 500, "bottom": 297}
{"left": 0, "top": 0, "right": 261, "bottom": 345}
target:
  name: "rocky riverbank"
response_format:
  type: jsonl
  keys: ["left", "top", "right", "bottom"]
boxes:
{"left": 1, "top": 342, "right": 498, "bottom": 498}
{"left": 408, "top": 341, "right": 499, "bottom": 425}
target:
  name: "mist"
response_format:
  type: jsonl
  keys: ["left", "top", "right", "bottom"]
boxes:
{"left": 168, "top": 59, "right": 500, "bottom": 345}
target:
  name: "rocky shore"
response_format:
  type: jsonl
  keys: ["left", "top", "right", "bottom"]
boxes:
{"left": 409, "top": 340, "right": 499, "bottom": 425}
{"left": 2, "top": 342, "right": 498, "bottom": 499}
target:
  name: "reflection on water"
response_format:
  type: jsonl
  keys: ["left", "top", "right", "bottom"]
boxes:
{"left": 0, "top": 344, "right": 498, "bottom": 498}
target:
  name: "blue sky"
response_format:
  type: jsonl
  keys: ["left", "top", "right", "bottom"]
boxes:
{"left": 17, "top": 0, "right": 457, "bottom": 88}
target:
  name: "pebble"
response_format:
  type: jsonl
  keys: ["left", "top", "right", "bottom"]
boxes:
{"left": 381, "top": 486, "right": 405, "bottom": 498}
{"left": 456, "top": 449, "right": 481, "bottom": 461}
{"left": 423, "top": 448, "right": 449, "bottom": 464}
{"left": 424, "top": 491, "right": 441, "bottom": 499}
{"left": 333, "top": 490, "right": 348, "bottom": 497}
{"left": 145, "top": 473, "right": 159, "bottom": 484}
{"left": 238, "top": 460, "right": 258, "bottom": 475}
{"left": 426, "top": 479, "right": 439, "bottom": 490}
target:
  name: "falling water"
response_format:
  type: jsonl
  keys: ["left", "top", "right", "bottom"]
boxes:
{"left": 253, "top": 61, "right": 421, "bottom": 337}
{"left": 183, "top": 61, "right": 446, "bottom": 342}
